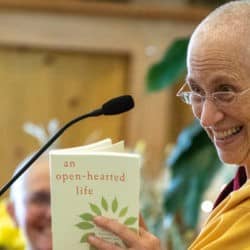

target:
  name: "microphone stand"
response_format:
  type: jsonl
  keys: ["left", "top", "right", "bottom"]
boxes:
{"left": 0, "top": 109, "right": 102, "bottom": 197}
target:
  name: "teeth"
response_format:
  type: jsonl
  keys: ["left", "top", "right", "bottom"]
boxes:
{"left": 215, "top": 126, "right": 241, "bottom": 139}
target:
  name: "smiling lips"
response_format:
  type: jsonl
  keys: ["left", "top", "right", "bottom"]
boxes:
{"left": 213, "top": 126, "right": 242, "bottom": 140}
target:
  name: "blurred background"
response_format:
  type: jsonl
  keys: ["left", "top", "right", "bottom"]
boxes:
{"left": 0, "top": 0, "right": 235, "bottom": 249}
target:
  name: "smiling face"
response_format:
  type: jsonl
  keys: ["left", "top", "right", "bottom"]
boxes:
{"left": 187, "top": 4, "right": 250, "bottom": 169}
{"left": 9, "top": 158, "right": 52, "bottom": 250}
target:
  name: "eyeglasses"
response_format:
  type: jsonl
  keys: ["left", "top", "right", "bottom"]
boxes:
{"left": 176, "top": 83, "right": 250, "bottom": 107}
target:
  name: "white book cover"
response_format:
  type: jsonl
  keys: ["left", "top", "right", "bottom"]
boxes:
{"left": 49, "top": 139, "right": 141, "bottom": 250}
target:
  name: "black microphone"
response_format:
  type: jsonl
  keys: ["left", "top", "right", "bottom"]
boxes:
{"left": 0, "top": 95, "right": 134, "bottom": 196}
{"left": 102, "top": 95, "right": 134, "bottom": 115}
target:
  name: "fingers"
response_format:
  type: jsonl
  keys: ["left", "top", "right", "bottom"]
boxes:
{"left": 93, "top": 216, "right": 139, "bottom": 246}
{"left": 139, "top": 214, "right": 148, "bottom": 230}
{"left": 139, "top": 227, "right": 148, "bottom": 236}
{"left": 138, "top": 227, "right": 162, "bottom": 250}
{"left": 88, "top": 235, "right": 122, "bottom": 250}
{"left": 88, "top": 216, "right": 162, "bottom": 250}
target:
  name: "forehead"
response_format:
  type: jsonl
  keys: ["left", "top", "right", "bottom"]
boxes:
{"left": 187, "top": 7, "right": 250, "bottom": 88}
{"left": 187, "top": 35, "right": 250, "bottom": 89}
{"left": 24, "top": 160, "right": 50, "bottom": 194}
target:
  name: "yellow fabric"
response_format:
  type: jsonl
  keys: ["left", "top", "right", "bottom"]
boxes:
{"left": 0, "top": 200, "right": 25, "bottom": 250}
{"left": 189, "top": 180, "right": 250, "bottom": 250}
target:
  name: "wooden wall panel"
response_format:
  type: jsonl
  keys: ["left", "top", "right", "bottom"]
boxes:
{"left": 0, "top": 47, "right": 128, "bottom": 195}
{"left": 0, "top": 2, "right": 209, "bottom": 192}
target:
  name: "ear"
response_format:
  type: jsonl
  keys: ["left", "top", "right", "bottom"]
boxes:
{"left": 6, "top": 201, "right": 19, "bottom": 227}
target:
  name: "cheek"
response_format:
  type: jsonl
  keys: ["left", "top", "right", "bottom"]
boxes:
{"left": 235, "top": 97, "right": 250, "bottom": 120}
{"left": 26, "top": 207, "right": 41, "bottom": 225}
{"left": 20, "top": 206, "right": 40, "bottom": 235}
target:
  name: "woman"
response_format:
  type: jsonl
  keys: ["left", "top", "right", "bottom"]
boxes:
{"left": 88, "top": 1, "right": 250, "bottom": 249}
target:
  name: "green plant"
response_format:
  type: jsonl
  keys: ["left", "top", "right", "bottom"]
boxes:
{"left": 164, "top": 120, "right": 221, "bottom": 227}
{"left": 146, "top": 38, "right": 221, "bottom": 248}
{"left": 147, "top": 38, "right": 189, "bottom": 92}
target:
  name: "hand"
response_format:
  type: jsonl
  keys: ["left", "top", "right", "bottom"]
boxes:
{"left": 87, "top": 215, "right": 162, "bottom": 250}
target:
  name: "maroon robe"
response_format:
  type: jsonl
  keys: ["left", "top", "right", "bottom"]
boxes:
{"left": 213, "top": 166, "right": 247, "bottom": 209}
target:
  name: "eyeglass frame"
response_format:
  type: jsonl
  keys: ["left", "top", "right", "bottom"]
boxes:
{"left": 176, "top": 83, "right": 250, "bottom": 107}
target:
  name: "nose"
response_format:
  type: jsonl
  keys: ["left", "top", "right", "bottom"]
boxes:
{"left": 43, "top": 202, "right": 51, "bottom": 219}
{"left": 195, "top": 99, "right": 224, "bottom": 128}
{"left": 46, "top": 206, "right": 51, "bottom": 219}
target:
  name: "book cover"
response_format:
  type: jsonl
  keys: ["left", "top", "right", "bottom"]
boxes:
{"left": 49, "top": 139, "right": 141, "bottom": 250}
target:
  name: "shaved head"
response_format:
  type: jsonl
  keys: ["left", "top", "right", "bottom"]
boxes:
{"left": 9, "top": 154, "right": 49, "bottom": 204}
{"left": 191, "top": 0, "right": 250, "bottom": 38}
{"left": 185, "top": 0, "right": 250, "bottom": 168}
{"left": 188, "top": 0, "right": 250, "bottom": 69}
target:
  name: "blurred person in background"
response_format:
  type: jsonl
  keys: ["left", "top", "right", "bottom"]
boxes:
{"left": 7, "top": 155, "right": 52, "bottom": 250}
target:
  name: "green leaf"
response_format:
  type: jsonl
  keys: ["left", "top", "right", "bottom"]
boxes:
{"left": 164, "top": 120, "right": 221, "bottom": 228}
{"left": 112, "top": 197, "right": 118, "bottom": 213}
{"left": 80, "top": 233, "right": 93, "bottom": 243}
{"left": 80, "top": 213, "right": 94, "bottom": 221}
{"left": 167, "top": 221, "right": 187, "bottom": 250}
{"left": 90, "top": 203, "right": 102, "bottom": 216}
{"left": 76, "top": 222, "right": 94, "bottom": 230}
{"left": 129, "top": 227, "right": 138, "bottom": 233}
{"left": 146, "top": 38, "right": 189, "bottom": 92}
{"left": 119, "top": 207, "right": 128, "bottom": 217}
{"left": 124, "top": 217, "right": 137, "bottom": 226}
{"left": 101, "top": 197, "right": 108, "bottom": 211}
{"left": 90, "top": 246, "right": 97, "bottom": 250}
{"left": 167, "top": 120, "right": 204, "bottom": 167}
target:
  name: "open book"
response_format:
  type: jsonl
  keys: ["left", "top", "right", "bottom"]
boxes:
{"left": 49, "top": 138, "right": 141, "bottom": 250}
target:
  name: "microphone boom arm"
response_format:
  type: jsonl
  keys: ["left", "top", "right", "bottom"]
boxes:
{"left": 0, "top": 108, "right": 102, "bottom": 196}
{"left": 0, "top": 94, "right": 134, "bottom": 196}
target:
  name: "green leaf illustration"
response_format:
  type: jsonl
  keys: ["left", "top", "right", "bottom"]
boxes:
{"left": 101, "top": 197, "right": 108, "bottom": 211}
{"left": 129, "top": 227, "right": 138, "bottom": 233}
{"left": 119, "top": 207, "right": 128, "bottom": 217}
{"left": 80, "top": 233, "right": 93, "bottom": 243}
{"left": 90, "top": 203, "right": 102, "bottom": 216}
{"left": 80, "top": 213, "right": 94, "bottom": 221}
{"left": 124, "top": 217, "right": 137, "bottom": 226}
{"left": 112, "top": 197, "right": 118, "bottom": 213}
{"left": 77, "top": 196, "right": 135, "bottom": 246}
{"left": 76, "top": 222, "right": 94, "bottom": 230}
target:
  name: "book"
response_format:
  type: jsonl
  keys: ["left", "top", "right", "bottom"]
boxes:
{"left": 49, "top": 138, "right": 141, "bottom": 250}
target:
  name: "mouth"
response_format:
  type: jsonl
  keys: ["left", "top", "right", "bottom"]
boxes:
{"left": 37, "top": 227, "right": 52, "bottom": 250}
{"left": 213, "top": 126, "right": 243, "bottom": 140}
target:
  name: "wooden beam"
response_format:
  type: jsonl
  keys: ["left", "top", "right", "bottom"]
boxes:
{"left": 0, "top": 0, "right": 211, "bottom": 22}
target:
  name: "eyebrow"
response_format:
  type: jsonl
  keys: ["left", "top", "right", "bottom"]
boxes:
{"left": 185, "top": 74, "right": 238, "bottom": 89}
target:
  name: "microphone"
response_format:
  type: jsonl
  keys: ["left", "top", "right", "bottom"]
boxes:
{"left": 102, "top": 95, "right": 134, "bottom": 115}
{"left": 0, "top": 95, "right": 134, "bottom": 196}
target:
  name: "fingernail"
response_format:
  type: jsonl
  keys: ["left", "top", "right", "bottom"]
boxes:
{"left": 93, "top": 216, "right": 103, "bottom": 223}
{"left": 88, "top": 235, "right": 95, "bottom": 242}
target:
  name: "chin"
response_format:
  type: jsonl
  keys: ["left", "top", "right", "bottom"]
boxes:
{"left": 35, "top": 243, "right": 52, "bottom": 250}
{"left": 28, "top": 236, "right": 52, "bottom": 250}
{"left": 218, "top": 151, "right": 242, "bottom": 165}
